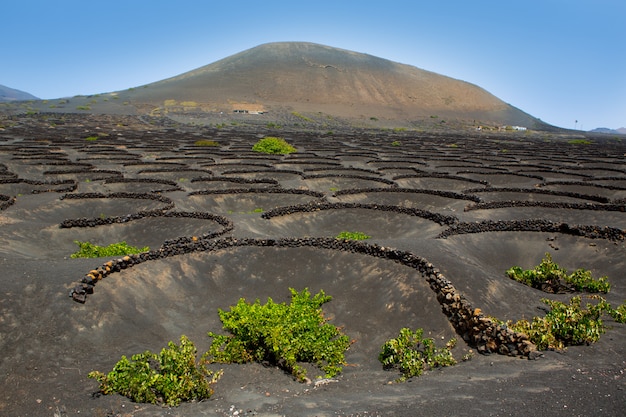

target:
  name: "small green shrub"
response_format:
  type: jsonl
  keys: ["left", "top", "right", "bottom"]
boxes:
{"left": 194, "top": 139, "right": 219, "bottom": 147}
{"left": 506, "top": 253, "right": 610, "bottom": 293}
{"left": 84, "top": 135, "right": 99, "bottom": 141}
{"left": 206, "top": 288, "right": 351, "bottom": 382}
{"left": 568, "top": 139, "right": 593, "bottom": 145}
{"left": 76, "top": 105, "right": 91, "bottom": 111}
{"left": 610, "top": 302, "right": 626, "bottom": 323}
{"left": 566, "top": 268, "right": 611, "bottom": 293}
{"left": 507, "top": 295, "right": 613, "bottom": 350}
{"left": 252, "top": 137, "right": 296, "bottom": 155}
{"left": 335, "top": 231, "right": 371, "bottom": 241}
{"left": 291, "top": 111, "right": 314, "bottom": 122}
{"left": 391, "top": 140, "right": 401, "bottom": 146}
{"left": 88, "top": 336, "right": 221, "bottom": 406}
{"left": 265, "top": 122, "right": 282, "bottom": 129}
{"left": 379, "top": 328, "right": 457, "bottom": 382}
{"left": 70, "top": 240, "right": 149, "bottom": 258}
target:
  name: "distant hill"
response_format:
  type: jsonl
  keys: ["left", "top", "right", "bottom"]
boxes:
{"left": 590, "top": 127, "right": 626, "bottom": 135}
{"left": 0, "top": 84, "right": 39, "bottom": 102}
{"left": 117, "top": 42, "right": 548, "bottom": 128}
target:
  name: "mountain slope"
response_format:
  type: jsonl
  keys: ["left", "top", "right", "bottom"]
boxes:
{"left": 590, "top": 127, "right": 626, "bottom": 135}
{"left": 0, "top": 84, "right": 39, "bottom": 102}
{"left": 120, "top": 42, "right": 544, "bottom": 127}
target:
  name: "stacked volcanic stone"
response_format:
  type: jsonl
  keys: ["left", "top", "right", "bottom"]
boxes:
{"left": 427, "top": 271, "right": 537, "bottom": 358}
{"left": 262, "top": 201, "right": 458, "bottom": 226}
{"left": 190, "top": 177, "right": 279, "bottom": 186}
{"left": 465, "top": 200, "right": 626, "bottom": 211}
{"left": 0, "top": 178, "right": 76, "bottom": 193}
{"left": 70, "top": 255, "right": 142, "bottom": 303}
{"left": 334, "top": 187, "right": 481, "bottom": 203}
{"left": 464, "top": 186, "right": 611, "bottom": 203}
{"left": 0, "top": 194, "right": 16, "bottom": 210}
{"left": 392, "top": 172, "right": 489, "bottom": 186}
{"left": 68, "top": 236, "right": 539, "bottom": 358}
{"left": 301, "top": 173, "right": 398, "bottom": 187}
{"left": 189, "top": 188, "right": 325, "bottom": 198}
{"left": 438, "top": 219, "right": 625, "bottom": 242}
{"left": 334, "top": 241, "right": 539, "bottom": 359}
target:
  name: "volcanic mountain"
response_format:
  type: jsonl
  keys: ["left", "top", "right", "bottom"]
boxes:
{"left": 0, "top": 84, "right": 39, "bottom": 102}
{"left": 119, "top": 42, "right": 544, "bottom": 127}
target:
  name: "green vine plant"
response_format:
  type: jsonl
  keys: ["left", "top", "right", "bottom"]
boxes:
{"left": 610, "top": 302, "right": 626, "bottom": 323}
{"left": 193, "top": 139, "right": 220, "bottom": 147}
{"left": 88, "top": 336, "right": 222, "bottom": 406}
{"left": 505, "top": 254, "right": 624, "bottom": 350}
{"left": 505, "top": 295, "right": 622, "bottom": 350}
{"left": 252, "top": 137, "right": 296, "bottom": 154}
{"left": 335, "top": 231, "right": 371, "bottom": 241}
{"left": 506, "top": 252, "right": 610, "bottom": 293}
{"left": 205, "top": 288, "right": 351, "bottom": 382}
{"left": 70, "top": 240, "right": 149, "bottom": 258}
{"left": 379, "top": 328, "right": 457, "bottom": 382}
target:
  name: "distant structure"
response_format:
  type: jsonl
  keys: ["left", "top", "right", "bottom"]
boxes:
{"left": 498, "top": 125, "right": 528, "bottom": 132}
{"left": 233, "top": 109, "right": 265, "bottom": 115}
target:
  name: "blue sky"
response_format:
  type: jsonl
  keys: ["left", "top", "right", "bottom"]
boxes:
{"left": 3, "top": 0, "right": 624, "bottom": 130}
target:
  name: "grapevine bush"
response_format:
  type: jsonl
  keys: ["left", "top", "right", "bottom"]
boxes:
{"left": 379, "top": 328, "right": 457, "bottom": 382}
{"left": 88, "top": 336, "right": 221, "bottom": 406}
{"left": 70, "top": 240, "right": 149, "bottom": 258}
{"left": 205, "top": 288, "right": 351, "bottom": 382}
{"left": 252, "top": 137, "right": 296, "bottom": 154}
{"left": 506, "top": 252, "right": 610, "bottom": 293}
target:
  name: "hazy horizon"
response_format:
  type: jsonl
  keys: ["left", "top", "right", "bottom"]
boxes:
{"left": 2, "top": 0, "right": 624, "bottom": 130}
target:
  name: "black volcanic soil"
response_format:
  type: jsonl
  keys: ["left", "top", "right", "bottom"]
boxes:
{"left": 0, "top": 113, "right": 624, "bottom": 417}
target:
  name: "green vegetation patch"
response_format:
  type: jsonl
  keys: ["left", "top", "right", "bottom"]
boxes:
{"left": 379, "top": 328, "right": 457, "bottom": 382}
{"left": 335, "top": 231, "right": 371, "bottom": 241}
{"left": 505, "top": 254, "right": 624, "bottom": 350}
{"left": 193, "top": 139, "right": 220, "bottom": 147}
{"left": 291, "top": 111, "right": 314, "bottom": 122}
{"left": 70, "top": 240, "right": 149, "bottom": 258}
{"left": 506, "top": 253, "right": 610, "bottom": 293}
{"left": 206, "top": 288, "right": 351, "bottom": 382}
{"left": 610, "top": 302, "right": 626, "bottom": 323}
{"left": 506, "top": 295, "right": 620, "bottom": 350}
{"left": 88, "top": 336, "right": 221, "bottom": 406}
{"left": 568, "top": 139, "right": 593, "bottom": 145}
{"left": 252, "top": 137, "right": 296, "bottom": 154}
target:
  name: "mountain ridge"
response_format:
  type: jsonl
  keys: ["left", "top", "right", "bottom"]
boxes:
{"left": 119, "top": 42, "right": 546, "bottom": 128}
{"left": 0, "top": 84, "right": 39, "bottom": 102}
{"left": 590, "top": 127, "right": 626, "bottom": 135}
